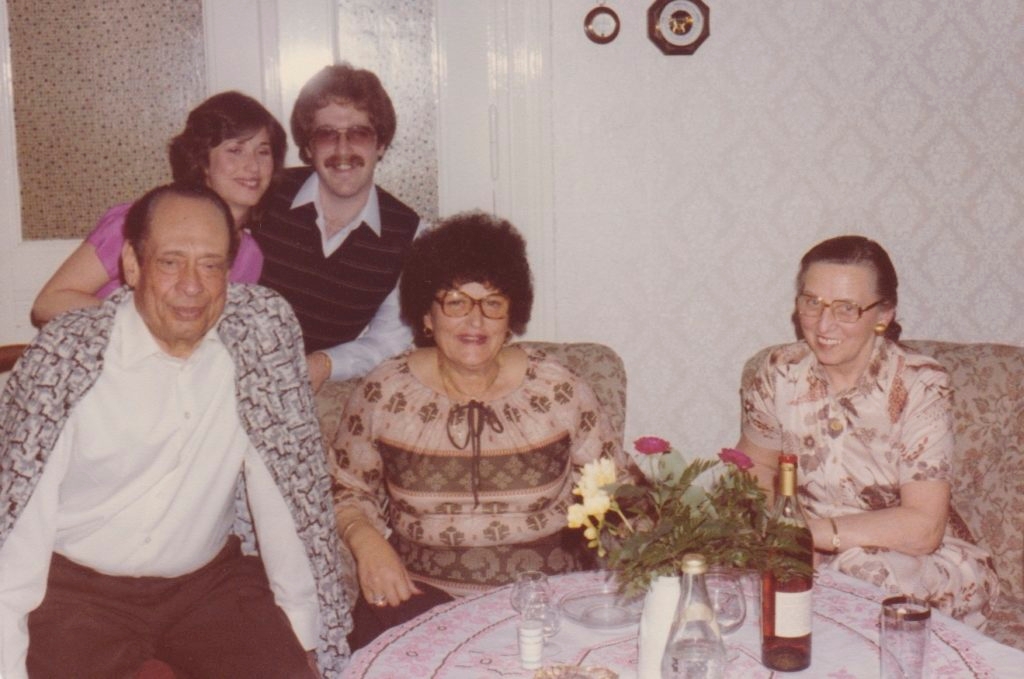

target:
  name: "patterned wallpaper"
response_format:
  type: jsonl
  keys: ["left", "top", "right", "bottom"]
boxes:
{"left": 335, "top": 0, "right": 438, "bottom": 222}
{"left": 546, "top": 1, "right": 1024, "bottom": 456}
{"left": 8, "top": 0, "right": 204, "bottom": 240}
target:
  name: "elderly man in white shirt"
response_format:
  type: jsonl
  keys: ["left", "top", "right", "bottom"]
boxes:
{"left": 0, "top": 183, "right": 351, "bottom": 678}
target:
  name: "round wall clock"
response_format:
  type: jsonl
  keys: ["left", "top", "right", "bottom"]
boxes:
{"left": 648, "top": 0, "right": 710, "bottom": 55}
{"left": 584, "top": 6, "right": 621, "bottom": 45}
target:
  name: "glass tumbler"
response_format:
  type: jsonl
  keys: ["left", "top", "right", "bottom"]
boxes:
{"left": 880, "top": 595, "right": 930, "bottom": 679}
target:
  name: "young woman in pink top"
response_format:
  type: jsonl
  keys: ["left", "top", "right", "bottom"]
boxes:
{"left": 31, "top": 91, "right": 286, "bottom": 326}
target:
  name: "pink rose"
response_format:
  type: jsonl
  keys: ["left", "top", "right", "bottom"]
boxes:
{"left": 634, "top": 436, "right": 671, "bottom": 455}
{"left": 719, "top": 447, "right": 754, "bottom": 471}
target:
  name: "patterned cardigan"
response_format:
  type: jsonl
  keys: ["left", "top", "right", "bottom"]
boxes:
{"left": 0, "top": 285, "right": 353, "bottom": 675}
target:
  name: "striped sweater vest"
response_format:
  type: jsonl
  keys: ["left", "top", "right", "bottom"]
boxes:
{"left": 254, "top": 167, "right": 419, "bottom": 353}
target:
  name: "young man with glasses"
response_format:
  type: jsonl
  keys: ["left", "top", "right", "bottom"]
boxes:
{"left": 255, "top": 63, "right": 425, "bottom": 391}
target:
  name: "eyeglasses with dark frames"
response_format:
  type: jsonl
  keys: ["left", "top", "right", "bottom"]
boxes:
{"left": 434, "top": 290, "right": 510, "bottom": 319}
{"left": 309, "top": 125, "right": 377, "bottom": 149}
{"left": 795, "top": 294, "right": 884, "bottom": 323}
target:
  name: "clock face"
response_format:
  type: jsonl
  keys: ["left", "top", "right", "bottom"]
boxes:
{"left": 648, "top": 0, "right": 710, "bottom": 55}
{"left": 584, "top": 6, "right": 621, "bottom": 45}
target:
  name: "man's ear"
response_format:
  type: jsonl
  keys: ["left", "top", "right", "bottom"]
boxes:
{"left": 122, "top": 241, "right": 140, "bottom": 288}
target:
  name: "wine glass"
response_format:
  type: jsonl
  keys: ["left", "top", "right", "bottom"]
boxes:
{"left": 510, "top": 570, "right": 550, "bottom": 612}
{"left": 705, "top": 568, "right": 746, "bottom": 660}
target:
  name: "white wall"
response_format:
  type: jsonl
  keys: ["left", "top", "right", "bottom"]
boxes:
{"left": 542, "top": 1, "right": 1024, "bottom": 457}
{"left": 2, "top": 1, "right": 1022, "bottom": 461}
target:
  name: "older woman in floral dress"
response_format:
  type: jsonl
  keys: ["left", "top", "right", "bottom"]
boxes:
{"left": 737, "top": 235, "right": 998, "bottom": 628}
{"left": 330, "top": 211, "right": 629, "bottom": 647}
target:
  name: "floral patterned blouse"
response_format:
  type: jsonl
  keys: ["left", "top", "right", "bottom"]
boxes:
{"left": 329, "top": 347, "right": 623, "bottom": 596}
{"left": 741, "top": 337, "right": 999, "bottom": 627}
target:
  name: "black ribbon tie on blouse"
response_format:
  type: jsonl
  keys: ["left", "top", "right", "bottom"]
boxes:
{"left": 446, "top": 399, "right": 504, "bottom": 507}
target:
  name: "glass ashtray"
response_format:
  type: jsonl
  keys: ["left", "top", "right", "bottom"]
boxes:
{"left": 558, "top": 582, "right": 643, "bottom": 629}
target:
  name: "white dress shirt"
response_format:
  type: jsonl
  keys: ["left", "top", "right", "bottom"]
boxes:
{"left": 0, "top": 299, "right": 318, "bottom": 679}
{"left": 291, "top": 174, "right": 427, "bottom": 381}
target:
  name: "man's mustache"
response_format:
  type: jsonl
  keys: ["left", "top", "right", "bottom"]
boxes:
{"left": 324, "top": 154, "right": 366, "bottom": 170}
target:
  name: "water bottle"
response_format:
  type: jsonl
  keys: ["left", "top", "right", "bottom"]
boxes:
{"left": 661, "top": 553, "right": 726, "bottom": 679}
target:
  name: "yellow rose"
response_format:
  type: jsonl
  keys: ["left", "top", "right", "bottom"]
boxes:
{"left": 583, "top": 490, "right": 611, "bottom": 518}
{"left": 567, "top": 503, "right": 589, "bottom": 528}
{"left": 576, "top": 457, "right": 618, "bottom": 499}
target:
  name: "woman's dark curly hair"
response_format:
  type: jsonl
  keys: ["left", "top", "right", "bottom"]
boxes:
{"left": 167, "top": 91, "right": 287, "bottom": 226}
{"left": 400, "top": 211, "right": 533, "bottom": 347}
{"left": 795, "top": 234, "right": 902, "bottom": 341}
{"left": 291, "top": 63, "right": 397, "bottom": 164}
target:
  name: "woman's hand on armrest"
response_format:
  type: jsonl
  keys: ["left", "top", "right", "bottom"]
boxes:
{"left": 347, "top": 521, "right": 422, "bottom": 607}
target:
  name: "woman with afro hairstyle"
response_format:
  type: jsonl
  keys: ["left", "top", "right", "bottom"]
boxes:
{"left": 329, "top": 211, "right": 630, "bottom": 648}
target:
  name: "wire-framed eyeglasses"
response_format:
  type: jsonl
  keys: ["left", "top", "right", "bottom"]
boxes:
{"left": 309, "top": 125, "right": 378, "bottom": 149}
{"left": 795, "top": 294, "right": 883, "bottom": 323}
{"left": 434, "top": 290, "right": 510, "bottom": 319}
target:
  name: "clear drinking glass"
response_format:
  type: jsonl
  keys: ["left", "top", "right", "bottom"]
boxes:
{"left": 510, "top": 570, "right": 550, "bottom": 612}
{"left": 521, "top": 589, "right": 563, "bottom": 658}
{"left": 705, "top": 569, "right": 746, "bottom": 635}
{"left": 880, "top": 595, "right": 930, "bottom": 679}
{"left": 704, "top": 568, "right": 746, "bottom": 663}
{"left": 521, "top": 590, "right": 562, "bottom": 640}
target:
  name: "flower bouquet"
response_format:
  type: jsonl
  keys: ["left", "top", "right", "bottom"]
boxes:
{"left": 568, "top": 436, "right": 810, "bottom": 596}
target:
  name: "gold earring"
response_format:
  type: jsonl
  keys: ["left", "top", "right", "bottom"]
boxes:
{"left": 874, "top": 323, "right": 887, "bottom": 335}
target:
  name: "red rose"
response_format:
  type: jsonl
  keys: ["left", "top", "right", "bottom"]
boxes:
{"left": 634, "top": 436, "right": 671, "bottom": 455}
{"left": 718, "top": 447, "right": 754, "bottom": 471}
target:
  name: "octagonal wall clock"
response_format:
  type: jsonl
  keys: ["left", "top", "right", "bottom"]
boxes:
{"left": 648, "top": 0, "right": 710, "bottom": 55}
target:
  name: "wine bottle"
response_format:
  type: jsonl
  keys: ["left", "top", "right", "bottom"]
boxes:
{"left": 661, "top": 553, "right": 726, "bottom": 679}
{"left": 761, "top": 454, "right": 813, "bottom": 672}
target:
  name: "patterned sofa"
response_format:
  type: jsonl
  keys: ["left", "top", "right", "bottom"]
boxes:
{"left": 742, "top": 340, "right": 1024, "bottom": 650}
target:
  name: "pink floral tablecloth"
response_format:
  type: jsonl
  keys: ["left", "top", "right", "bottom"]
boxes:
{"left": 342, "top": 569, "right": 1023, "bottom": 678}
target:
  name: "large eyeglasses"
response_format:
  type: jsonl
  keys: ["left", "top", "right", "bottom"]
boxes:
{"left": 796, "top": 294, "right": 883, "bottom": 323}
{"left": 309, "top": 125, "right": 377, "bottom": 149}
{"left": 434, "top": 290, "right": 510, "bottom": 319}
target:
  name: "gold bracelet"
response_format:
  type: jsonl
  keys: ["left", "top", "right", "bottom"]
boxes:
{"left": 340, "top": 517, "right": 367, "bottom": 544}
{"left": 829, "top": 517, "right": 841, "bottom": 553}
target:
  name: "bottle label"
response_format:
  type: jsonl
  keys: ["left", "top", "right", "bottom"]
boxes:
{"left": 774, "top": 589, "right": 812, "bottom": 637}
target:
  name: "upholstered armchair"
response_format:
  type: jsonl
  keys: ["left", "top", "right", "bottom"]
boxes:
{"left": 903, "top": 341, "right": 1024, "bottom": 649}
{"left": 742, "top": 340, "right": 1024, "bottom": 649}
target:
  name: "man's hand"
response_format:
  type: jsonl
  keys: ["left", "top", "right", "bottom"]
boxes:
{"left": 306, "top": 352, "right": 331, "bottom": 393}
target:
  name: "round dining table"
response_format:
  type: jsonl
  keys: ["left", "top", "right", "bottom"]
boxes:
{"left": 342, "top": 568, "right": 1022, "bottom": 678}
